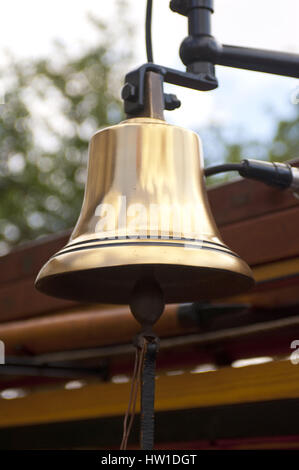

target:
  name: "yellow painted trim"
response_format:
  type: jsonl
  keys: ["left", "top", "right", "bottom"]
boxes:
{"left": 223, "top": 257, "right": 299, "bottom": 304}
{"left": 252, "top": 256, "right": 299, "bottom": 283}
{"left": 0, "top": 359, "right": 299, "bottom": 428}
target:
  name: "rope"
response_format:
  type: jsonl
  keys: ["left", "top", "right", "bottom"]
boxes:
{"left": 120, "top": 332, "right": 159, "bottom": 450}
{"left": 120, "top": 338, "right": 146, "bottom": 450}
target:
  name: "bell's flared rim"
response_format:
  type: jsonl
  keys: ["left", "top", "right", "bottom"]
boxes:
{"left": 35, "top": 238, "right": 254, "bottom": 304}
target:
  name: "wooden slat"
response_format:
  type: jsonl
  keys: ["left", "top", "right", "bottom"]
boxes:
{"left": 0, "top": 277, "right": 76, "bottom": 322}
{"left": 208, "top": 158, "right": 299, "bottom": 226}
{"left": 208, "top": 177, "right": 299, "bottom": 227}
{"left": 0, "top": 304, "right": 183, "bottom": 355}
{"left": 231, "top": 280, "right": 299, "bottom": 308}
{"left": 0, "top": 359, "right": 298, "bottom": 429}
{"left": 0, "top": 232, "right": 69, "bottom": 286}
{"left": 221, "top": 205, "right": 299, "bottom": 266}
{"left": 250, "top": 256, "right": 299, "bottom": 283}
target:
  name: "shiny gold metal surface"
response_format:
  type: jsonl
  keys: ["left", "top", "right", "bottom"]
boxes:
{"left": 36, "top": 117, "right": 254, "bottom": 303}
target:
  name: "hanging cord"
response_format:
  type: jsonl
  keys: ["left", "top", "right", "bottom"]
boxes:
{"left": 120, "top": 338, "right": 146, "bottom": 450}
{"left": 146, "top": 0, "right": 154, "bottom": 62}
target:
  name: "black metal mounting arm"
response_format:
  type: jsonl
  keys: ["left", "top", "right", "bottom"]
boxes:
{"left": 172, "top": 0, "right": 299, "bottom": 77}
{"left": 122, "top": 0, "right": 299, "bottom": 117}
{"left": 122, "top": 63, "right": 218, "bottom": 116}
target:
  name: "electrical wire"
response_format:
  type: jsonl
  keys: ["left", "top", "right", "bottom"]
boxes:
{"left": 204, "top": 163, "right": 242, "bottom": 177}
{"left": 146, "top": 0, "right": 154, "bottom": 62}
{"left": 204, "top": 159, "right": 297, "bottom": 192}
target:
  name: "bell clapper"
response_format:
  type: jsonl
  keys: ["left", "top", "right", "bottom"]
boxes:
{"left": 129, "top": 276, "right": 165, "bottom": 330}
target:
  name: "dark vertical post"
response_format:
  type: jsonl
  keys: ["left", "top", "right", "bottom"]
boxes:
{"left": 128, "top": 71, "right": 165, "bottom": 120}
{"left": 171, "top": 0, "right": 217, "bottom": 78}
{"left": 140, "top": 341, "right": 158, "bottom": 450}
{"left": 142, "top": 71, "right": 165, "bottom": 120}
{"left": 188, "top": 0, "right": 213, "bottom": 37}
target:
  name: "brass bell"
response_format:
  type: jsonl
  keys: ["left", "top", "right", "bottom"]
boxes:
{"left": 36, "top": 73, "right": 253, "bottom": 304}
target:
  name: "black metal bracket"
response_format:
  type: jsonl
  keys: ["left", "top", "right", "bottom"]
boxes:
{"left": 122, "top": 63, "right": 217, "bottom": 116}
{"left": 122, "top": 0, "right": 299, "bottom": 117}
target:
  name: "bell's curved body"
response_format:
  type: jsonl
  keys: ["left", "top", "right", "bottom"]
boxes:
{"left": 35, "top": 117, "right": 253, "bottom": 303}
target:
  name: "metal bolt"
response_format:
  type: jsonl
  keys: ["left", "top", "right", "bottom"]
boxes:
{"left": 121, "top": 83, "right": 137, "bottom": 102}
{"left": 164, "top": 93, "right": 181, "bottom": 111}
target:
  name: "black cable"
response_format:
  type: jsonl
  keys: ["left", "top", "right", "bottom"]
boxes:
{"left": 146, "top": 0, "right": 154, "bottom": 62}
{"left": 204, "top": 163, "right": 242, "bottom": 177}
{"left": 204, "top": 159, "right": 297, "bottom": 191}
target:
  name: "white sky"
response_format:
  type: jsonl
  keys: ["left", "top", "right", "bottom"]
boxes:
{"left": 0, "top": 0, "right": 298, "bottom": 146}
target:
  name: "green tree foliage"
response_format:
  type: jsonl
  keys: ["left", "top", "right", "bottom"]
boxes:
{"left": 204, "top": 106, "right": 299, "bottom": 186}
{"left": 268, "top": 108, "right": 299, "bottom": 162}
{"left": 0, "top": 6, "right": 132, "bottom": 254}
